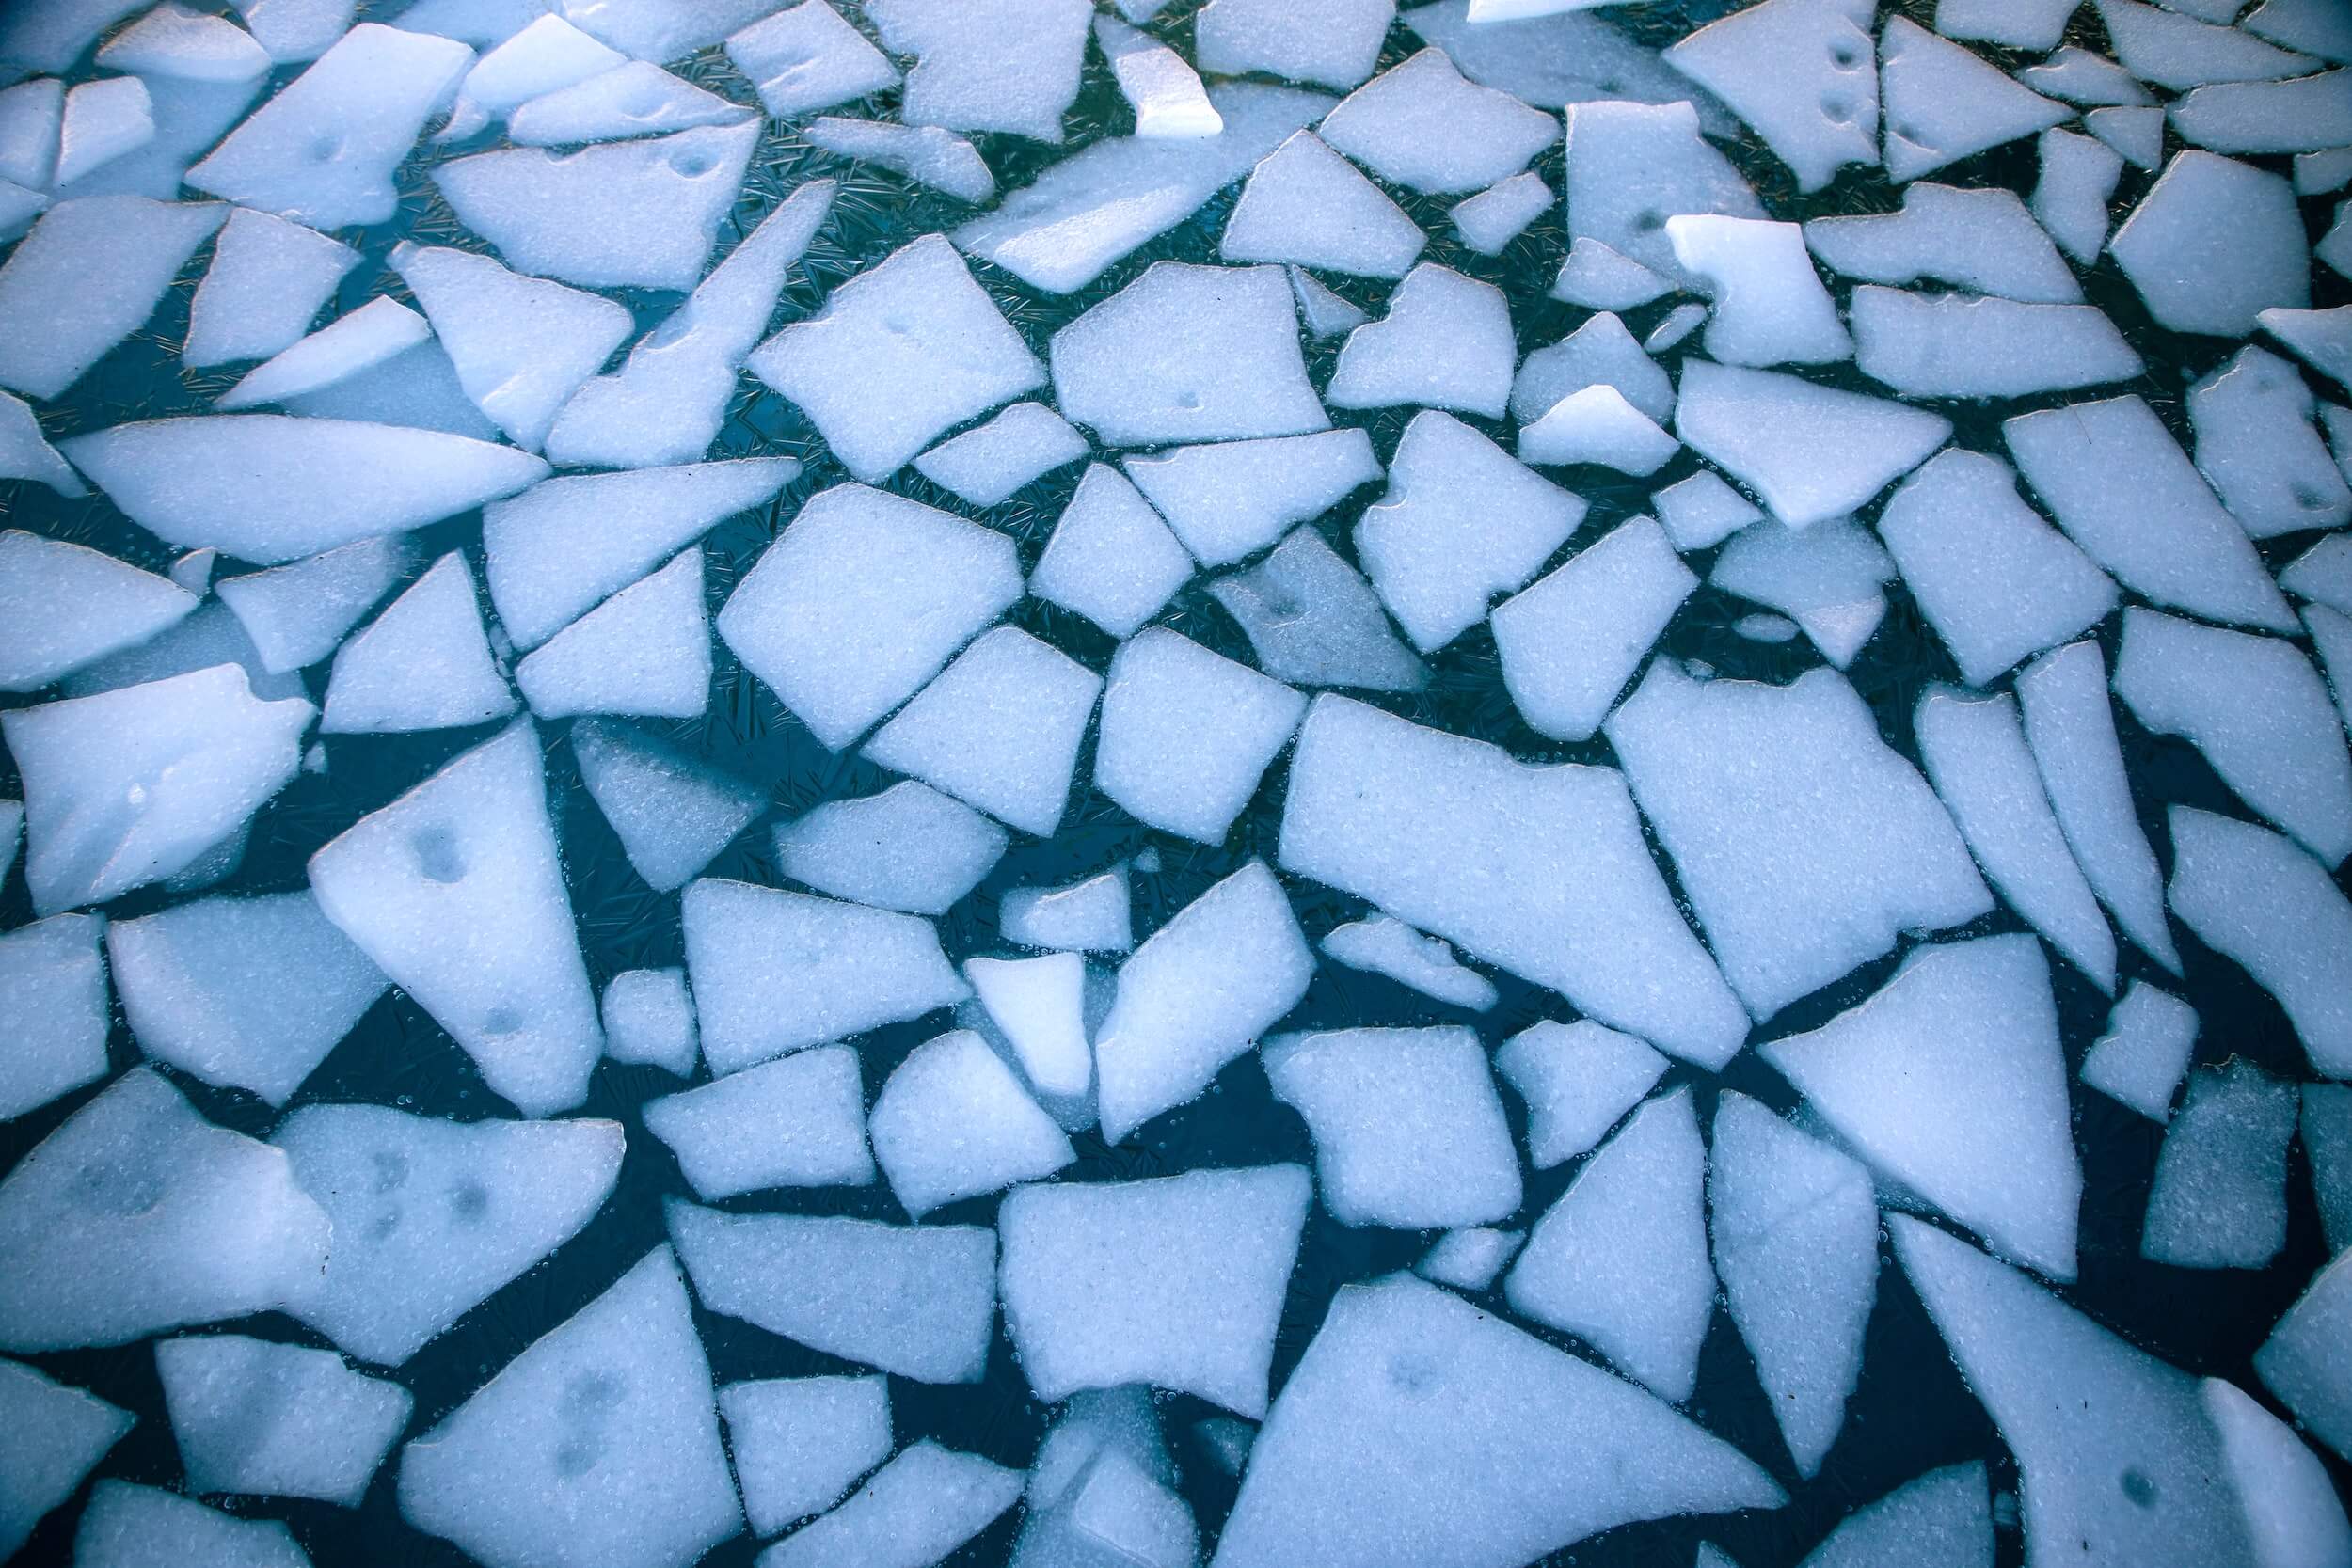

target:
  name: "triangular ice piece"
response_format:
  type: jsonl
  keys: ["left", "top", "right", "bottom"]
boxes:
{"left": 0, "top": 1359, "right": 133, "bottom": 1558}
{"left": 515, "top": 547, "right": 708, "bottom": 721}
{"left": 322, "top": 551, "right": 515, "bottom": 735}
{"left": 1675, "top": 359, "right": 1950, "bottom": 529}
{"left": 0, "top": 530, "right": 197, "bottom": 693}
{"left": 1880, "top": 17, "right": 2070, "bottom": 182}
{"left": 391, "top": 244, "right": 633, "bottom": 451}
{"left": 1666, "top": 0, "right": 1879, "bottom": 192}
{"left": 571, "top": 718, "right": 763, "bottom": 894}
{"left": 1220, "top": 131, "right": 1425, "bottom": 278}
{"left": 1799, "top": 1462, "right": 1992, "bottom": 1568}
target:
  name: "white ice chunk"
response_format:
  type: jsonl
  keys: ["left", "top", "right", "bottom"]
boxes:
{"left": 2096, "top": 0, "right": 2314, "bottom": 87}
{"left": 871, "top": 1028, "right": 1074, "bottom": 1215}
{"left": 73, "top": 1482, "right": 311, "bottom": 1568}
{"left": 491, "top": 457, "right": 796, "bottom": 651}
{"left": 1562, "top": 99, "right": 1762, "bottom": 284}
{"left": 1655, "top": 470, "right": 1766, "bottom": 552}
{"left": 1027, "top": 467, "right": 1192, "bottom": 640}
{"left": 2111, "top": 151, "right": 2308, "bottom": 338}
{"left": 1195, "top": 0, "right": 1394, "bottom": 88}
{"left": 1669, "top": 214, "right": 1851, "bottom": 367}
{"left": 505, "top": 61, "right": 749, "bottom": 145}
{"left": 2082, "top": 982, "right": 2198, "bottom": 1121}
{"left": 1876, "top": 448, "right": 2116, "bottom": 688}
{"left": 0, "top": 531, "right": 196, "bottom": 694}
{"left": 765, "top": 1442, "right": 1022, "bottom": 1568}
{"left": 1513, "top": 312, "right": 1673, "bottom": 426}
{"left": 0, "top": 393, "right": 82, "bottom": 496}
{"left": 646, "top": 1046, "right": 872, "bottom": 1200}
{"left": 1267, "top": 1024, "right": 1519, "bottom": 1229}
{"left": 441, "top": 13, "right": 622, "bottom": 139}
{"left": 322, "top": 551, "right": 514, "bottom": 735}
{"left": 748, "top": 233, "right": 1043, "bottom": 483}
{"left": 0, "top": 195, "right": 223, "bottom": 401}
{"left": 216, "top": 297, "right": 432, "bottom": 412}
{"left": 390, "top": 244, "right": 629, "bottom": 452}
{"left": 0, "top": 913, "right": 108, "bottom": 1121}
{"left": 602, "top": 967, "right": 697, "bottom": 1075}
{"left": 1096, "top": 12, "right": 1220, "bottom": 137}
{"left": 1916, "top": 687, "right": 2118, "bottom": 992}
{"left": 1807, "top": 181, "right": 2081, "bottom": 302}
{"left": 1609, "top": 662, "right": 1989, "bottom": 1018}
{"left": 158, "top": 1334, "right": 407, "bottom": 1507}
{"left": 2261, "top": 1250, "right": 2352, "bottom": 1463}
{"left": 668, "top": 1203, "right": 995, "bottom": 1383}
{"left": 1880, "top": 17, "right": 2069, "bottom": 182}
{"left": 309, "top": 722, "right": 600, "bottom": 1115}
{"left": 1290, "top": 265, "right": 1370, "bottom": 339}
{"left": 557, "top": 0, "right": 780, "bottom": 61}
{"left": 2016, "top": 640, "right": 2183, "bottom": 973}
{"left": 54, "top": 77, "right": 153, "bottom": 188}
{"left": 2203, "top": 1377, "right": 2352, "bottom": 1568}
{"left": 802, "top": 117, "right": 994, "bottom": 203}
{"left": 1519, "top": 386, "right": 1678, "bottom": 476}
{"left": 2032, "top": 127, "right": 2125, "bottom": 265}
{"left": 1491, "top": 516, "right": 1693, "bottom": 742}
{"left": 2172, "top": 71, "right": 2352, "bottom": 156}
{"left": 1093, "top": 860, "right": 1312, "bottom": 1143}
{"left": 188, "top": 24, "right": 470, "bottom": 230}
{"left": 1320, "top": 916, "right": 1498, "bottom": 1011}
{"left": 1215, "top": 1275, "right": 1784, "bottom": 1567}
{"left": 2143, "top": 1060, "right": 2296, "bottom": 1270}
{"left": 575, "top": 721, "right": 763, "bottom": 894}
{"left": 1051, "top": 261, "right": 1328, "bottom": 448}
{"left": 1802, "top": 1463, "right": 1993, "bottom": 1568}
{"left": 2169, "top": 805, "right": 2352, "bottom": 1077}
{"left": 2005, "top": 396, "right": 2295, "bottom": 632}
{"left": 1285, "top": 693, "right": 1749, "bottom": 1064}
{"left": 1496, "top": 1019, "right": 1668, "bottom": 1168}
{"left": 1853, "top": 288, "right": 2144, "bottom": 398}
{"left": 545, "top": 181, "right": 835, "bottom": 471}
{"left": 109, "top": 890, "right": 386, "bottom": 1107}
{"left": 1415, "top": 1227, "right": 1521, "bottom": 1291}
{"left": 2288, "top": 536, "right": 2352, "bottom": 615}
{"left": 2190, "top": 345, "right": 2352, "bottom": 538}
{"left": 216, "top": 536, "right": 421, "bottom": 677}
{"left": 0, "top": 1068, "right": 329, "bottom": 1351}
{"left": 1450, "top": 170, "right": 1549, "bottom": 255}
{"left": 1675, "top": 359, "right": 1950, "bottom": 531}
{"left": 2115, "top": 609, "right": 2352, "bottom": 864}
{"left": 866, "top": 0, "right": 1090, "bottom": 142}
{"left": 1319, "top": 47, "right": 1557, "bottom": 195}
{"left": 433, "top": 120, "right": 758, "bottom": 292}
{"left": 999, "top": 1164, "right": 1308, "bottom": 1415}
{"left": 913, "top": 402, "right": 1086, "bottom": 507}
{"left": 1666, "top": 0, "right": 1878, "bottom": 193}
{"left": 720, "top": 1376, "right": 891, "bottom": 1538}
{"left": 393, "top": 0, "right": 549, "bottom": 49}
{"left": 1221, "top": 131, "right": 1424, "bottom": 278}
{"left": 6, "top": 663, "right": 310, "bottom": 916}
{"left": 1212, "top": 529, "right": 1429, "bottom": 692}
{"left": 864, "top": 626, "right": 1101, "bottom": 837}
{"left": 0, "top": 1360, "right": 131, "bottom": 1559}
{"left": 1095, "top": 628, "right": 1304, "bottom": 844}
{"left": 275, "top": 1105, "right": 622, "bottom": 1365}
{"left": 1359, "top": 409, "right": 1582, "bottom": 652}
{"left": 682, "top": 879, "right": 965, "bottom": 1076}
{"left": 2090, "top": 102, "right": 2165, "bottom": 168}
{"left": 725, "top": 1, "right": 898, "bottom": 118}
{"left": 776, "top": 782, "right": 1005, "bottom": 916}
{"left": 232, "top": 0, "right": 357, "bottom": 62}
{"left": 1770, "top": 936, "right": 2080, "bottom": 1278}
{"left": 398, "top": 1247, "right": 741, "bottom": 1568}
{"left": 1550, "top": 236, "right": 1674, "bottom": 310}
{"left": 1122, "top": 427, "right": 1379, "bottom": 569}
{"left": 2022, "top": 44, "right": 2156, "bottom": 104}
{"left": 1002, "top": 867, "right": 1133, "bottom": 954}
{"left": 1327, "top": 262, "right": 1516, "bottom": 419}
{"left": 2264, "top": 304, "right": 2352, "bottom": 393}
{"left": 1710, "top": 1092, "right": 1877, "bottom": 1480}
{"left": 967, "top": 952, "right": 1090, "bottom": 1103}
{"left": 514, "top": 547, "right": 707, "bottom": 721}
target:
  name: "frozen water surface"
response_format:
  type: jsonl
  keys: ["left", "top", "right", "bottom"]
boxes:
{"left": 2, "top": 4, "right": 2349, "bottom": 1564}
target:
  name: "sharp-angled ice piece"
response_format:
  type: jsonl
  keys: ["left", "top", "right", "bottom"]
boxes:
{"left": 7, "top": 663, "right": 312, "bottom": 917}
{"left": 1491, "top": 516, "right": 1693, "bottom": 743}
{"left": 158, "top": 1334, "right": 409, "bottom": 1506}
{"left": 1327, "top": 263, "right": 1516, "bottom": 420}
{"left": 1319, "top": 46, "right": 1557, "bottom": 195}
{"left": 749, "top": 233, "right": 1043, "bottom": 483}
{"left": 1095, "top": 628, "right": 1305, "bottom": 845}
{"left": 646, "top": 1046, "right": 872, "bottom": 1201}
{"left": 1710, "top": 1093, "right": 1877, "bottom": 1480}
{"left": 439, "top": 14, "right": 620, "bottom": 139}
{"left": 1654, "top": 470, "right": 1764, "bottom": 553}
{"left": 2082, "top": 982, "right": 2198, "bottom": 1122}
{"left": 1211, "top": 529, "right": 1430, "bottom": 692}
{"left": 1053, "top": 261, "right": 1328, "bottom": 448}
{"left": 0, "top": 195, "right": 224, "bottom": 401}
{"left": 506, "top": 61, "right": 750, "bottom": 145}
{"left": 399, "top": 1248, "right": 741, "bottom": 1568}
{"left": 433, "top": 120, "right": 759, "bottom": 292}
{"left": 1287, "top": 693, "right": 1749, "bottom": 1063}
{"left": 999, "top": 1164, "right": 1309, "bottom": 1415}
{"left": 54, "top": 78, "right": 154, "bottom": 188}
{"left": 1768, "top": 936, "right": 2080, "bottom": 1279}
{"left": 2288, "top": 536, "right": 2352, "bottom": 616}
{"left": 1800, "top": 1463, "right": 1992, "bottom": 1568}
{"left": 1320, "top": 916, "right": 1498, "bottom": 1011}
{"left": 390, "top": 244, "right": 630, "bottom": 453}
{"left": 1550, "top": 236, "right": 1673, "bottom": 310}
{"left": 0, "top": 1360, "right": 132, "bottom": 1559}
{"left": 1806, "top": 181, "right": 2080, "bottom": 302}
{"left": 1450, "top": 170, "right": 1549, "bottom": 255}
{"left": 1195, "top": 0, "right": 1394, "bottom": 88}
{"left": 1879, "top": 18, "right": 2069, "bottom": 182}
{"left": 0, "top": 531, "right": 197, "bottom": 694}
{"left": 1894, "top": 1215, "right": 2263, "bottom": 1566}
{"left": 1214, "top": 1275, "right": 1784, "bottom": 1568}
{"left": 1916, "top": 688, "right": 2117, "bottom": 992}
{"left": 489, "top": 458, "right": 796, "bottom": 651}
{"left": 216, "top": 539, "right": 417, "bottom": 677}
{"left": 669, "top": 1204, "right": 996, "bottom": 1383}
{"left": 2090, "top": 103, "right": 2165, "bottom": 169}
{"left": 1029, "top": 465, "right": 1191, "bottom": 638}
{"left": 2115, "top": 609, "right": 2352, "bottom": 864}
{"left": 1291, "top": 265, "right": 1370, "bottom": 337}
{"left": 871, "top": 1029, "right": 1074, "bottom": 1215}
{"left": 1609, "top": 663, "right": 1989, "bottom": 1020}
{"left": 0, "top": 79, "right": 60, "bottom": 190}
{"left": 1676, "top": 360, "right": 1949, "bottom": 531}
{"left": 1122, "top": 428, "right": 1379, "bottom": 570}
{"left": 866, "top": 0, "right": 1091, "bottom": 142}
{"left": 1096, "top": 12, "right": 1220, "bottom": 137}
{"left": 74, "top": 1482, "right": 312, "bottom": 1568}
{"left": 864, "top": 626, "right": 1101, "bottom": 837}
{"left": 1002, "top": 866, "right": 1133, "bottom": 954}
{"left": 0, "top": 392, "right": 83, "bottom": 497}
{"left": 62, "top": 417, "right": 548, "bottom": 566}
{"left": 721, "top": 1376, "right": 891, "bottom": 1538}
{"left": 802, "top": 116, "right": 994, "bottom": 204}
{"left": 1266, "top": 1025, "right": 1519, "bottom": 1229}
{"left": 546, "top": 181, "right": 836, "bottom": 471}
{"left": 2264, "top": 304, "right": 2352, "bottom": 393}
{"left": 0, "top": 1068, "right": 330, "bottom": 1352}
{"left": 1562, "top": 99, "right": 1762, "bottom": 283}
{"left": 2110, "top": 151, "right": 2308, "bottom": 338}
{"left": 188, "top": 24, "right": 469, "bottom": 230}
{"left": 2143, "top": 1061, "right": 2296, "bottom": 1270}
{"left": 725, "top": 1, "right": 898, "bottom": 118}
{"left": 776, "top": 782, "right": 1006, "bottom": 916}
{"left": 1514, "top": 315, "right": 1673, "bottom": 427}
{"left": 2202, "top": 1376, "right": 2352, "bottom": 1568}
{"left": 109, "top": 890, "right": 387, "bottom": 1107}
{"left": 1415, "top": 1227, "right": 1522, "bottom": 1291}
{"left": 2190, "top": 345, "right": 2352, "bottom": 538}
{"left": 1665, "top": 0, "right": 1880, "bottom": 193}
{"left": 2032, "top": 127, "right": 2124, "bottom": 265}
{"left": 602, "top": 967, "right": 697, "bottom": 1075}
{"left": 1853, "top": 289, "right": 2143, "bottom": 398}
{"left": 967, "top": 953, "right": 1090, "bottom": 1104}
{"left": 765, "top": 1442, "right": 1023, "bottom": 1568}
{"left": 322, "top": 551, "right": 515, "bottom": 735}
{"left": 2096, "top": 0, "right": 2314, "bottom": 87}
{"left": 581, "top": 717, "right": 759, "bottom": 891}
{"left": 2171, "top": 71, "right": 2352, "bottom": 156}
{"left": 1221, "top": 131, "right": 1423, "bottom": 278}
{"left": 0, "top": 913, "right": 108, "bottom": 1121}
{"left": 514, "top": 547, "right": 709, "bottom": 721}
{"left": 2022, "top": 43, "right": 2155, "bottom": 104}
{"left": 913, "top": 402, "right": 1086, "bottom": 507}
{"left": 1669, "top": 214, "right": 1851, "bottom": 367}
{"left": 1093, "top": 861, "right": 1312, "bottom": 1143}
{"left": 2261, "top": 1251, "right": 2352, "bottom": 1462}
{"left": 309, "top": 722, "right": 600, "bottom": 1116}
{"left": 275, "top": 1105, "right": 622, "bottom": 1365}
{"left": 1519, "top": 386, "right": 1677, "bottom": 475}
{"left": 2168, "top": 806, "right": 2352, "bottom": 1077}
{"left": 1496, "top": 1019, "right": 1668, "bottom": 1168}
{"left": 1875, "top": 448, "right": 2116, "bottom": 688}
{"left": 683, "top": 879, "right": 966, "bottom": 1076}
{"left": 2006, "top": 397, "right": 2294, "bottom": 633}
{"left": 216, "top": 297, "right": 434, "bottom": 412}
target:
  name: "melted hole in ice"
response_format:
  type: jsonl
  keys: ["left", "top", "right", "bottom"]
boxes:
{"left": 2120, "top": 1467, "right": 2157, "bottom": 1508}
{"left": 414, "top": 825, "right": 466, "bottom": 884}
{"left": 448, "top": 1178, "right": 490, "bottom": 1221}
{"left": 75, "top": 1151, "right": 167, "bottom": 1217}
{"left": 1387, "top": 1351, "right": 1440, "bottom": 1398}
{"left": 373, "top": 1148, "right": 409, "bottom": 1194}
{"left": 311, "top": 135, "right": 345, "bottom": 164}
{"left": 670, "top": 150, "right": 717, "bottom": 179}
{"left": 482, "top": 1006, "right": 522, "bottom": 1037}
{"left": 1823, "top": 95, "right": 1856, "bottom": 124}
{"left": 553, "top": 1370, "right": 628, "bottom": 1478}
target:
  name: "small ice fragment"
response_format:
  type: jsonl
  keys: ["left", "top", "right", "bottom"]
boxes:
{"left": 0, "top": 1360, "right": 132, "bottom": 1558}
{"left": 1450, "top": 170, "right": 1549, "bottom": 255}
{"left": 1319, "top": 46, "right": 1557, "bottom": 195}
{"left": 2142, "top": 1061, "right": 2296, "bottom": 1270}
{"left": 2022, "top": 46, "right": 2154, "bottom": 103}
{"left": 1320, "top": 915, "right": 1499, "bottom": 1011}
{"left": 0, "top": 195, "right": 224, "bottom": 400}
{"left": 505, "top": 61, "right": 749, "bottom": 145}
{"left": 1414, "top": 1227, "right": 1522, "bottom": 1291}
{"left": 646, "top": 1046, "right": 873, "bottom": 1200}
{"left": 2203, "top": 1376, "right": 2352, "bottom": 1568}
{"left": 321, "top": 551, "right": 515, "bottom": 735}
{"left": 871, "top": 1029, "right": 1074, "bottom": 1215}
{"left": 1496, "top": 1019, "right": 1668, "bottom": 1168}
{"left": 2287, "top": 535, "right": 2352, "bottom": 615}
{"left": 2169, "top": 806, "right": 2352, "bottom": 1077}
{"left": 390, "top": 243, "right": 631, "bottom": 452}
{"left": 158, "top": 1334, "right": 408, "bottom": 1506}
{"left": 863, "top": 626, "right": 1100, "bottom": 837}
{"left": 1028, "top": 466, "right": 1193, "bottom": 638}
{"left": 776, "top": 782, "right": 1006, "bottom": 916}
{"left": 764, "top": 1442, "right": 1022, "bottom": 1568}
{"left": 0, "top": 530, "right": 198, "bottom": 693}
{"left": 0, "top": 79, "right": 60, "bottom": 189}
{"left": 1290, "top": 265, "right": 1370, "bottom": 337}
{"left": 1122, "top": 427, "right": 1379, "bottom": 569}
{"left": 1654, "top": 470, "right": 1764, "bottom": 552}
{"left": 2189, "top": 345, "right": 2352, "bottom": 537}
{"left": 1002, "top": 867, "right": 1133, "bottom": 955}
{"left": 1710, "top": 516, "right": 1893, "bottom": 668}
{"left": 54, "top": 77, "right": 153, "bottom": 187}
{"left": 2306, "top": 1085, "right": 2352, "bottom": 1251}
{"left": 601, "top": 966, "right": 698, "bottom": 1076}
{"left": 2031, "top": 127, "right": 2124, "bottom": 265}
{"left": 1668, "top": 214, "right": 1851, "bottom": 367}
{"left": 1644, "top": 304, "right": 1708, "bottom": 353}
{"left": 967, "top": 952, "right": 1090, "bottom": 1101}
{"left": 2082, "top": 983, "right": 2198, "bottom": 1122}
{"left": 2110, "top": 151, "right": 2308, "bottom": 338}
{"left": 1665, "top": 0, "right": 1881, "bottom": 193}
{"left": 514, "top": 547, "right": 709, "bottom": 721}
{"left": 74, "top": 1482, "right": 311, "bottom": 1568}
{"left": 725, "top": 1, "right": 898, "bottom": 118}
{"left": 1220, "top": 131, "right": 1424, "bottom": 278}
{"left": 216, "top": 297, "right": 433, "bottom": 412}
{"left": 1210, "top": 528, "right": 1431, "bottom": 692}
{"left": 1806, "top": 180, "right": 2082, "bottom": 302}
{"left": 2264, "top": 304, "right": 2352, "bottom": 393}
{"left": 216, "top": 535, "right": 421, "bottom": 675}
{"left": 721, "top": 1376, "right": 891, "bottom": 1539}
{"left": 0, "top": 392, "right": 84, "bottom": 497}
{"left": 2088, "top": 102, "right": 2165, "bottom": 168}
{"left": 1491, "top": 516, "right": 1695, "bottom": 742}
{"left": 574, "top": 721, "right": 764, "bottom": 894}
{"left": 804, "top": 117, "right": 994, "bottom": 205}
{"left": 1878, "top": 18, "right": 2069, "bottom": 182}
{"left": 1096, "top": 627, "right": 1305, "bottom": 845}
{"left": 1327, "top": 262, "right": 1516, "bottom": 419}
{"left": 1550, "top": 237, "right": 1672, "bottom": 310}
{"left": 1801, "top": 1463, "right": 1993, "bottom": 1567}
{"left": 231, "top": 0, "right": 357, "bottom": 63}
{"left": 439, "top": 13, "right": 622, "bottom": 140}
{"left": 1513, "top": 310, "right": 1673, "bottom": 426}
{"left": 913, "top": 402, "right": 1086, "bottom": 507}
{"left": 1195, "top": 0, "right": 1393, "bottom": 89}
{"left": 1096, "top": 12, "right": 1220, "bottom": 137}
{"left": 0, "top": 913, "right": 109, "bottom": 1121}
{"left": 1674, "top": 359, "right": 1950, "bottom": 530}
{"left": 1519, "top": 385, "right": 1678, "bottom": 475}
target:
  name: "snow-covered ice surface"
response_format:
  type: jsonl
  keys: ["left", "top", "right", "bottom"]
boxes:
{"left": 3, "top": 2, "right": 2351, "bottom": 1566}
